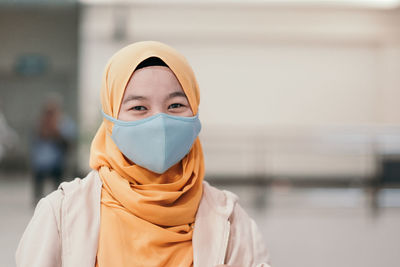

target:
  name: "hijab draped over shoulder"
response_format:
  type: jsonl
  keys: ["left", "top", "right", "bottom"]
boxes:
{"left": 89, "top": 41, "right": 204, "bottom": 267}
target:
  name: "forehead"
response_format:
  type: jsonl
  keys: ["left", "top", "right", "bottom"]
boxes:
{"left": 125, "top": 66, "right": 183, "bottom": 94}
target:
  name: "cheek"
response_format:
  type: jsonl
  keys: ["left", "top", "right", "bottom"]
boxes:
{"left": 118, "top": 109, "right": 135, "bottom": 121}
{"left": 184, "top": 108, "right": 194, "bottom": 117}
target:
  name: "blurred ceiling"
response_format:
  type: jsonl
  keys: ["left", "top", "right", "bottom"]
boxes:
{"left": 77, "top": 0, "right": 400, "bottom": 9}
{"left": 1, "top": 0, "right": 400, "bottom": 9}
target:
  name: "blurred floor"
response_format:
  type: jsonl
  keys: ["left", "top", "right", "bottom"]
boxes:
{"left": 0, "top": 173, "right": 32, "bottom": 267}
{"left": 1, "top": 173, "right": 400, "bottom": 267}
{"left": 221, "top": 184, "right": 400, "bottom": 267}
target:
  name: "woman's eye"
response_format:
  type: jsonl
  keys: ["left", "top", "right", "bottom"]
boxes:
{"left": 168, "top": 103, "right": 184, "bottom": 109}
{"left": 131, "top": 106, "right": 147, "bottom": 111}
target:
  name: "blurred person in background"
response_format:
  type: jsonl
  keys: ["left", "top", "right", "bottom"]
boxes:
{"left": 16, "top": 41, "right": 270, "bottom": 267}
{"left": 30, "top": 95, "right": 75, "bottom": 205}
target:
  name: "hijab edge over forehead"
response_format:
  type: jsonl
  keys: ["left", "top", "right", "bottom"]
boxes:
{"left": 102, "top": 41, "right": 200, "bottom": 119}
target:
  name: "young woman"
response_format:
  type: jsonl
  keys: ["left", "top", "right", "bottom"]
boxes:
{"left": 16, "top": 41, "right": 270, "bottom": 267}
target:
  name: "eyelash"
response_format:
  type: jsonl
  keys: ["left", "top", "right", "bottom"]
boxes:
{"left": 168, "top": 103, "right": 184, "bottom": 109}
{"left": 129, "top": 103, "right": 185, "bottom": 111}
{"left": 131, "top": 106, "right": 147, "bottom": 111}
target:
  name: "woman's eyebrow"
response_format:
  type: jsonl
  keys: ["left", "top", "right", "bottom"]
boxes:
{"left": 168, "top": 91, "right": 187, "bottom": 99}
{"left": 122, "top": 95, "right": 147, "bottom": 104}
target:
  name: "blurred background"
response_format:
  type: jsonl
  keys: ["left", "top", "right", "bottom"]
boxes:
{"left": 1, "top": 0, "right": 400, "bottom": 266}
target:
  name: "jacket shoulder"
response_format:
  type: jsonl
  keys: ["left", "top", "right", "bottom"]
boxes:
{"left": 15, "top": 171, "right": 101, "bottom": 267}
{"left": 43, "top": 171, "right": 98, "bottom": 212}
{"left": 57, "top": 170, "right": 99, "bottom": 195}
{"left": 42, "top": 170, "right": 98, "bottom": 198}
{"left": 201, "top": 181, "right": 239, "bottom": 218}
{"left": 196, "top": 182, "right": 270, "bottom": 266}
{"left": 16, "top": 194, "right": 62, "bottom": 266}
{"left": 226, "top": 203, "right": 271, "bottom": 266}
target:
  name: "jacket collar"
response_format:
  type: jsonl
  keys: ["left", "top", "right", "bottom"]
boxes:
{"left": 193, "top": 181, "right": 238, "bottom": 266}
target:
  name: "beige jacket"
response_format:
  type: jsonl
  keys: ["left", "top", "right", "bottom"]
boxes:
{"left": 16, "top": 171, "right": 270, "bottom": 267}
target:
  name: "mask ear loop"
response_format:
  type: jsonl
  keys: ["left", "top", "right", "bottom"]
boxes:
{"left": 102, "top": 110, "right": 118, "bottom": 124}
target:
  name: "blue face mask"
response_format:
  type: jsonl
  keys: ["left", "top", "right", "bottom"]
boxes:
{"left": 102, "top": 111, "right": 201, "bottom": 174}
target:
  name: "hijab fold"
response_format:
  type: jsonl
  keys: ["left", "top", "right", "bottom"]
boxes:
{"left": 90, "top": 41, "right": 204, "bottom": 267}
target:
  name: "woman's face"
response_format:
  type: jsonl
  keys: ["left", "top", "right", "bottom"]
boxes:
{"left": 118, "top": 66, "right": 193, "bottom": 121}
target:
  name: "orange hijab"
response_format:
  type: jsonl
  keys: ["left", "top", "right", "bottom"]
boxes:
{"left": 90, "top": 41, "right": 205, "bottom": 267}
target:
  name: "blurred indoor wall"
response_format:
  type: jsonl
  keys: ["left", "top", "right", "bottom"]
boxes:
{"left": 77, "top": 2, "right": 400, "bottom": 180}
